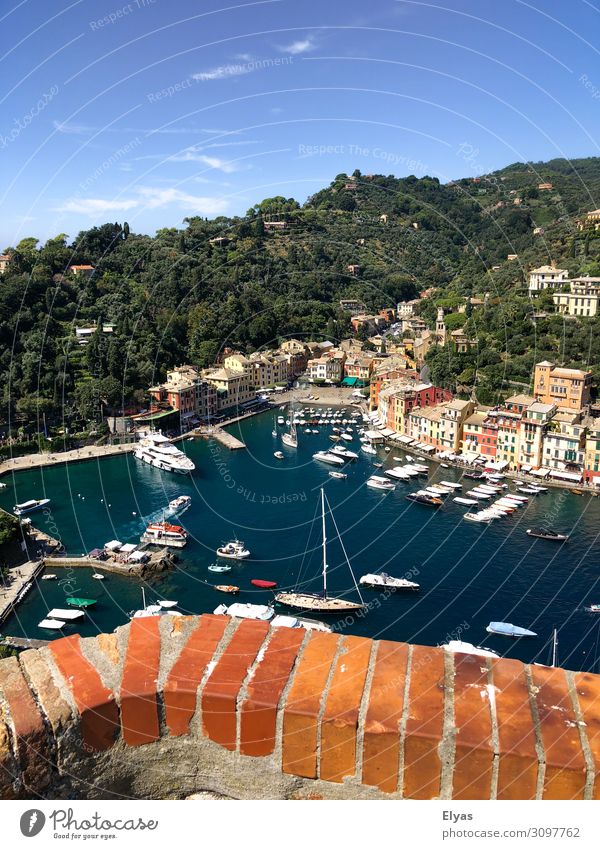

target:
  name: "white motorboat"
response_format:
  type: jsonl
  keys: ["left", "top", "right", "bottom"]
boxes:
{"left": 442, "top": 640, "right": 498, "bottom": 658}
{"left": 330, "top": 445, "right": 359, "bottom": 460}
{"left": 272, "top": 429, "right": 277, "bottom": 437}
{"left": 92, "top": 573, "right": 105, "bottom": 580}
{"left": 274, "top": 451, "right": 284, "bottom": 459}
{"left": 359, "top": 573, "right": 419, "bottom": 590}
{"left": 385, "top": 467, "right": 410, "bottom": 480}
{"left": 47, "top": 608, "right": 85, "bottom": 621}
{"left": 209, "top": 563, "right": 232, "bottom": 572}
{"left": 464, "top": 512, "right": 492, "bottom": 523}
{"left": 366, "top": 476, "right": 395, "bottom": 491}
{"left": 168, "top": 494, "right": 191, "bottom": 514}
{"left": 214, "top": 602, "right": 274, "bottom": 621}
{"left": 411, "top": 463, "right": 429, "bottom": 473}
{"left": 134, "top": 431, "right": 195, "bottom": 474}
{"left": 361, "top": 444, "right": 377, "bottom": 455}
{"left": 271, "top": 614, "right": 332, "bottom": 632}
{"left": 141, "top": 521, "right": 187, "bottom": 548}
{"left": 41, "top": 573, "right": 57, "bottom": 580}
{"left": 216, "top": 539, "right": 250, "bottom": 559}
{"left": 313, "top": 450, "right": 345, "bottom": 466}
{"left": 440, "top": 481, "right": 462, "bottom": 490}
{"left": 277, "top": 416, "right": 285, "bottom": 425}
{"left": 328, "top": 471, "right": 347, "bottom": 479}
{"left": 38, "top": 618, "right": 65, "bottom": 630}
{"left": 453, "top": 496, "right": 478, "bottom": 506}
{"left": 14, "top": 498, "right": 50, "bottom": 516}
{"left": 486, "top": 621, "right": 537, "bottom": 638}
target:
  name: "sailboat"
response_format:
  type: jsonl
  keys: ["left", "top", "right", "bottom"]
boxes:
{"left": 275, "top": 489, "right": 366, "bottom": 614}
{"left": 281, "top": 403, "right": 298, "bottom": 448}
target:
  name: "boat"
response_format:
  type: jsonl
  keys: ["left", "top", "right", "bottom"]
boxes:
{"left": 92, "top": 573, "right": 105, "bottom": 580}
{"left": 526, "top": 528, "right": 569, "bottom": 541}
{"left": 366, "top": 476, "right": 395, "bottom": 491}
{"left": 66, "top": 597, "right": 97, "bottom": 609}
{"left": 373, "top": 462, "right": 383, "bottom": 468}
{"left": 341, "top": 433, "right": 353, "bottom": 442}
{"left": 47, "top": 608, "right": 85, "bottom": 621}
{"left": 587, "top": 604, "right": 600, "bottom": 613}
{"left": 464, "top": 471, "right": 484, "bottom": 480}
{"left": 442, "top": 640, "right": 498, "bottom": 658}
{"left": 464, "top": 512, "right": 492, "bottom": 523}
{"left": 361, "top": 444, "right": 377, "bottom": 455}
{"left": 329, "top": 434, "right": 341, "bottom": 442}
{"left": 134, "top": 430, "right": 195, "bottom": 474}
{"left": 359, "top": 573, "right": 419, "bottom": 590}
{"left": 130, "top": 589, "right": 182, "bottom": 619}
{"left": 274, "top": 451, "right": 284, "bottom": 459}
{"left": 141, "top": 521, "right": 187, "bottom": 548}
{"left": 313, "top": 450, "right": 345, "bottom": 466}
{"left": 570, "top": 488, "right": 586, "bottom": 496}
{"left": 274, "top": 489, "right": 366, "bottom": 614}
{"left": 330, "top": 445, "right": 358, "bottom": 460}
{"left": 251, "top": 579, "right": 278, "bottom": 589}
{"left": 385, "top": 467, "right": 410, "bottom": 480}
{"left": 214, "top": 585, "right": 239, "bottom": 594}
{"left": 272, "top": 429, "right": 277, "bottom": 437}
{"left": 216, "top": 539, "right": 250, "bottom": 559}
{"left": 38, "top": 618, "right": 65, "bottom": 630}
{"left": 41, "top": 573, "right": 57, "bottom": 580}
{"left": 214, "top": 602, "right": 274, "bottom": 621}
{"left": 486, "top": 621, "right": 537, "bottom": 638}
{"left": 453, "top": 496, "right": 478, "bottom": 506}
{"left": 440, "top": 481, "right": 462, "bottom": 489}
{"left": 13, "top": 498, "right": 50, "bottom": 516}
{"left": 405, "top": 492, "right": 442, "bottom": 507}
{"left": 277, "top": 416, "right": 285, "bottom": 425}
{"left": 282, "top": 412, "right": 298, "bottom": 448}
{"left": 411, "top": 463, "right": 429, "bottom": 473}
{"left": 328, "top": 471, "right": 347, "bottom": 479}
{"left": 518, "top": 487, "right": 540, "bottom": 495}
{"left": 271, "top": 615, "right": 332, "bottom": 632}
{"left": 209, "top": 563, "right": 232, "bottom": 573}
{"left": 168, "top": 494, "right": 192, "bottom": 514}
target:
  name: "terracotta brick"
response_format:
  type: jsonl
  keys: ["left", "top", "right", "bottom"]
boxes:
{"left": 163, "top": 614, "right": 229, "bottom": 736}
{"left": 320, "top": 635, "right": 372, "bottom": 783}
{"left": 120, "top": 616, "right": 162, "bottom": 746}
{"left": 491, "top": 657, "right": 538, "bottom": 800}
{"left": 50, "top": 634, "right": 118, "bottom": 752}
{"left": 202, "top": 618, "right": 269, "bottom": 750}
{"left": 240, "top": 627, "right": 304, "bottom": 757}
{"left": 573, "top": 670, "right": 600, "bottom": 799}
{"left": 20, "top": 649, "right": 72, "bottom": 738}
{"left": 530, "top": 665, "right": 586, "bottom": 800}
{"left": 403, "top": 644, "right": 445, "bottom": 799}
{"left": 0, "top": 657, "right": 50, "bottom": 792}
{"left": 362, "top": 640, "right": 408, "bottom": 793}
{"left": 452, "top": 653, "right": 494, "bottom": 800}
{"left": 96, "top": 633, "right": 120, "bottom": 668}
{"left": 282, "top": 631, "right": 340, "bottom": 778}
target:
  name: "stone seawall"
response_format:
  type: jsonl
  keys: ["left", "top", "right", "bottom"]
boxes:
{"left": 0, "top": 614, "right": 599, "bottom": 800}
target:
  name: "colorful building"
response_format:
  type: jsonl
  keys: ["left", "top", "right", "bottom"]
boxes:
{"left": 533, "top": 361, "right": 592, "bottom": 411}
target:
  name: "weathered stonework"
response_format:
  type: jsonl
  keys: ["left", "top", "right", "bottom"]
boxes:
{"left": 0, "top": 614, "right": 599, "bottom": 800}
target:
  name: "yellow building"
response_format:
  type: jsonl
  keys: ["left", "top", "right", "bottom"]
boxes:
{"left": 533, "top": 361, "right": 592, "bottom": 411}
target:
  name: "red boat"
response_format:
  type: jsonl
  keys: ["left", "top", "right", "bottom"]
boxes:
{"left": 251, "top": 579, "right": 277, "bottom": 589}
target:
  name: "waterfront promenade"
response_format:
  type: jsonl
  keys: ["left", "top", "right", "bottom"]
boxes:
{"left": 0, "top": 441, "right": 135, "bottom": 478}
{"left": 0, "top": 559, "right": 44, "bottom": 626}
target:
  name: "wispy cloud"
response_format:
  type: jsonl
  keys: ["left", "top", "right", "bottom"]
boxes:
{"left": 278, "top": 36, "right": 316, "bottom": 55}
{"left": 192, "top": 64, "right": 251, "bottom": 82}
{"left": 54, "top": 188, "right": 228, "bottom": 216}
{"left": 53, "top": 119, "right": 238, "bottom": 136}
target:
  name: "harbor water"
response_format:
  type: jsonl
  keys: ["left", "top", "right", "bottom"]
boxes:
{"left": 2, "top": 408, "right": 600, "bottom": 671}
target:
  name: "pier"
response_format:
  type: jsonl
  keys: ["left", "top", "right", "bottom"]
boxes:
{"left": 0, "top": 560, "right": 45, "bottom": 626}
{"left": 197, "top": 425, "right": 246, "bottom": 450}
{"left": 49, "top": 547, "right": 175, "bottom": 577}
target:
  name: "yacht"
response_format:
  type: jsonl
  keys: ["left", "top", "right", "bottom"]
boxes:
{"left": 361, "top": 444, "right": 377, "bottom": 455}
{"left": 168, "top": 494, "right": 191, "bottom": 514}
{"left": 330, "top": 445, "right": 359, "bottom": 460}
{"left": 366, "top": 476, "right": 395, "bottom": 491}
{"left": 216, "top": 539, "right": 250, "bottom": 559}
{"left": 134, "top": 431, "right": 195, "bottom": 474}
{"left": 442, "top": 640, "right": 498, "bottom": 658}
{"left": 140, "top": 521, "right": 188, "bottom": 548}
{"left": 13, "top": 498, "right": 50, "bottom": 516}
{"left": 313, "top": 450, "right": 345, "bottom": 466}
{"left": 359, "top": 573, "right": 419, "bottom": 590}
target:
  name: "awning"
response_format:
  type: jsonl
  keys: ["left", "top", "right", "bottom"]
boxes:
{"left": 398, "top": 435, "right": 414, "bottom": 444}
{"left": 381, "top": 427, "right": 395, "bottom": 437}
{"left": 520, "top": 464, "right": 531, "bottom": 472}
{"left": 463, "top": 452, "right": 480, "bottom": 463}
{"left": 549, "top": 469, "right": 582, "bottom": 482}
{"left": 129, "top": 550, "right": 147, "bottom": 562}
{"left": 530, "top": 467, "right": 551, "bottom": 478}
{"left": 342, "top": 377, "right": 358, "bottom": 386}
{"left": 120, "top": 543, "right": 137, "bottom": 553}
{"left": 104, "top": 540, "right": 122, "bottom": 551}
{"left": 421, "top": 444, "right": 435, "bottom": 453}
{"left": 365, "top": 429, "right": 385, "bottom": 441}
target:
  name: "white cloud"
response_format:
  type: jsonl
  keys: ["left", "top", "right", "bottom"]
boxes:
{"left": 193, "top": 64, "right": 250, "bottom": 82}
{"left": 56, "top": 198, "right": 138, "bottom": 214}
{"left": 54, "top": 188, "right": 228, "bottom": 216}
{"left": 278, "top": 37, "right": 316, "bottom": 55}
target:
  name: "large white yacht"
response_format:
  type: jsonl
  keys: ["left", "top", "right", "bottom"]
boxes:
{"left": 134, "top": 430, "right": 195, "bottom": 474}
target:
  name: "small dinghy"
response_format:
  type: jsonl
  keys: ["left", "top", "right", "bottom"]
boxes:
{"left": 587, "top": 604, "right": 600, "bottom": 613}
{"left": 217, "top": 540, "right": 250, "bottom": 559}
{"left": 66, "top": 597, "right": 97, "bottom": 609}
{"left": 251, "top": 579, "right": 278, "bottom": 589}
{"left": 526, "top": 528, "right": 569, "bottom": 541}
{"left": 486, "top": 621, "right": 537, "bottom": 638}
{"left": 41, "top": 573, "right": 57, "bottom": 580}
{"left": 274, "top": 451, "right": 284, "bottom": 460}
{"left": 92, "top": 573, "right": 105, "bottom": 580}
{"left": 214, "top": 585, "right": 239, "bottom": 594}
{"left": 328, "top": 471, "right": 347, "bottom": 479}
{"left": 209, "top": 563, "right": 232, "bottom": 573}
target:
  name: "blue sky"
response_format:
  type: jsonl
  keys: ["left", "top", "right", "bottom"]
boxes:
{"left": 1, "top": 0, "right": 599, "bottom": 246}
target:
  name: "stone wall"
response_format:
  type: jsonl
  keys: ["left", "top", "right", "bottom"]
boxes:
{"left": 0, "top": 614, "right": 599, "bottom": 800}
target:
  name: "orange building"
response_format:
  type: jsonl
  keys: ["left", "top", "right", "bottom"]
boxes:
{"left": 533, "top": 361, "right": 592, "bottom": 412}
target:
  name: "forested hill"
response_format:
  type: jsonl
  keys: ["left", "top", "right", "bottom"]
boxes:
{"left": 2, "top": 155, "right": 600, "bottom": 430}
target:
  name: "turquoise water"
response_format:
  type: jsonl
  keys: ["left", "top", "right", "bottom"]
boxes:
{"left": 2, "top": 409, "right": 600, "bottom": 672}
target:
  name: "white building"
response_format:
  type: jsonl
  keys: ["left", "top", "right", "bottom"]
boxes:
{"left": 528, "top": 265, "right": 569, "bottom": 296}
{"left": 553, "top": 277, "right": 600, "bottom": 318}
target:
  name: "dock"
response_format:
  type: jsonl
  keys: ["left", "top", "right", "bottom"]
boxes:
{"left": 0, "top": 560, "right": 45, "bottom": 626}
{"left": 49, "top": 547, "right": 175, "bottom": 577}
{"left": 198, "top": 425, "right": 246, "bottom": 450}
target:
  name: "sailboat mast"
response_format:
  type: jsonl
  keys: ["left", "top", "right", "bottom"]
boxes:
{"left": 321, "top": 488, "right": 327, "bottom": 597}
{"left": 552, "top": 628, "right": 558, "bottom": 667}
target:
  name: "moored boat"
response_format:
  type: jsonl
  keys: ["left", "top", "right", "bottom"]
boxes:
{"left": 526, "top": 528, "right": 569, "bottom": 541}
{"left": 359, "top": 573, "right": 419, "bottom": 590}
{"left": 141, "top": 521, "right": 187, "bottom": 548}
{"left": 274, "top": 451, "right": 284, "bottom": 459}
{"left": 168, "top": 494, "right": 191, "bottom": 514}
{"left": 66, "top": 597, "right": 97, "bottom": 609}
{"left": 366, "top": 476, "right": 395, "bottom": 491}
{"left": 214, "top": 585, "right": 239, "bottom": 594}
{"left": 216, "top": 539, "right": 250, "bottom": 559}
{"left": 251, "top": 579, "right": 277, "bottom": 589}
{"left": 14, "top": 498, "right": 50, "bottom": 516}
{"left": 328, "top": 470, "right": 347, "bottom": 479}
{"left": 442, "top": 640, "right": 499, "bottom": 658}
{"left": 405, "top": 492, "right": 442, "bottom": 507}
{"left": 486, "top": 621, "right": 537, "bottom": 638}
{"left": 313, "top": 450, "right": 345, "bottom": 466}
